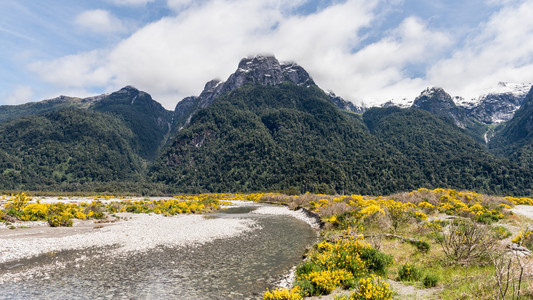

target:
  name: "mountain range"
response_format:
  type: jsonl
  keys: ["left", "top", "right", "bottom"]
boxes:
{"left": 1, "top": 55, "right": 532, "bottom": 196}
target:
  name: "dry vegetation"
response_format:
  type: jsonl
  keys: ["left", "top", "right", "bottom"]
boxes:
{"left": 259, "top": 188, "right": 533, "bottom": 299}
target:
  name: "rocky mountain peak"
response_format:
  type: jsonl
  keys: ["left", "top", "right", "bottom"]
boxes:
{"left": 414, "top": 87, "right": 455, "bottom": 106}
{"left": 181, "top": 55, "right": 316, "bottom": 114}
{"left": 225, "top": 55, "right": 314, "bottom": 92}
{"left": 412, "top": 87, "right": 468, "bottom": 128}
{"left": 118, "top": 85, "right": 140, "bottom": 93}
{"left": 328, "top": 92, "right": 365, "bottom": 113}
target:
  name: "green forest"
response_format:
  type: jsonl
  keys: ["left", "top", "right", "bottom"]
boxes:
{"left": 1, "top": 83, "right": 532, "bottom": 196}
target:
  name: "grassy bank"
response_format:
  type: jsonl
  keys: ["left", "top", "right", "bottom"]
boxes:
{"left": 259, "top": 188, "right": 533, "bottom": 299}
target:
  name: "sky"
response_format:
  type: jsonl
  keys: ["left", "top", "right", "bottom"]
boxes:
{"left": 1, "top": 0, "right": 533, "bottom": 110}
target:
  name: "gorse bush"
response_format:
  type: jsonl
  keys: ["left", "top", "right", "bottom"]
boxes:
{"left": 294, "top": 237, "right": 392, "bottom": 296}
{"left": 263, "top": 287, "right": 302, "bottom": 300}
{"left": 422, "top": 274, "right": 439, "bottom": 288}
{"left": 492, "top": 225, "right": 512, "bottom": 240}
{"left": 397, "top": 263, "right": 422, "bottom": 282}
{"left": 334, "top": 275, "right": 393, "bottom": 300}
{"left": 0, "top": 193, "right": 244, "bottom": 227}
{"left": 512, "top": 229, "right": 533, "bottom": 250}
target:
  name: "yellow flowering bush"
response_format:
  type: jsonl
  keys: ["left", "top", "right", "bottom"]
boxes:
{"left": 295, "top": 238, "right": 392, "bottom": 296}
{"left": 504, "top": 196, "right": 533, "bottom": 205}
{"left": 305, "top": 269, "right": 354, "bottom": 294}
{"left": 512, "top": 230, "right": 533, "bottom": 250}
{"left": 335, "top": 276, "right": 393, "bottom": 300}
{"left": 359, "top": 205, "right": 384, "bottom": 218}
{"left": 411, "top": 211, "right": 428, "bottom": 222}
{"left": 263, "top": 287, "right": 302, "bottom": 300}
{"left": 418, "top": 201, "right": 434, "bottom": 209}
{"left": 22, "top": 203, "right": 49, "bottom": 220}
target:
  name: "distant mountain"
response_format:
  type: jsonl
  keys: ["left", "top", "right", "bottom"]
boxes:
{"left": 462, "top": 83, "right": 531, "bottom": 124}
{"left": 152, "top": 82, "right": 416, "bottom": 195}
{"left": 328, "top": 92, "right": 365, "bottom": 113}
{"left": 410, "top": 87, "right": 488, "bottom": 143}
{"left": 0, "top": 109, "right": 143, "bottom": 191}
{"left": 1, "top": 55, "right": 532, "bottom": 196}
{"left": 174, "top": 56, "right": 342, "bottom": 129}
{"left": 490, "top": 87, "right": 533, "bottom": 167}
{"left": 0, "top": 94, "right": 105, "bottom": 123}
{"left": 412, "top": 87, "right": 470, "bottom": 128}
{"left": 382, "top": 82, "right": 531, "bottom": 126}
{"left": 90, "top": 86, "right": 173, "bottom": 160}
{"left": 363, "top": 107, "right": 532, "bottom": 195}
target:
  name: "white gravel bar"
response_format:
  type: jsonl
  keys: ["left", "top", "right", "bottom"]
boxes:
{"left": 251, "top": 206, "right": 321, "bottom": 230}
{"left": 0, "top": 214, "right": 258, "bottom": 264}
{"left": 511, "top": 205, "right": 533, "bottom": 220}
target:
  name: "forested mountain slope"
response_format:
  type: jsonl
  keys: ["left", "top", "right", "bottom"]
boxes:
{"left": 0, "top": 109, "right": 143, "bottom": 191}
{"left": 151, "top": 83, "right": 416, "bottom": 195}
{"left": 363, "top": 107, "right": 532, "bottom": 195}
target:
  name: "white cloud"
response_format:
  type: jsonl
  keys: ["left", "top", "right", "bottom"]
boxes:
{"left": 300, "top": 16, "right": 451, "bottom": 104}
{"left": 3, "top": 86, "right": 33, "bottom": 105}
{"left": 166, "top": 0, "right": 194, "bottom": 11}
{"left": 75, "top": 9, "right": 126, "bottom": 34}
{"left": 27, "top": 0, "right": 533, "bottom": 109}
{"left": 108, "top": 0, "right": 155, "bottom": 6}
{"left": 427, "top": 0, "right": 533, "bottom": 99}
{"left": 29, "top": 50, "right": 113, "bottom": 88}
{"left": 30, "top": 0, "right": 382, "bottom": 108}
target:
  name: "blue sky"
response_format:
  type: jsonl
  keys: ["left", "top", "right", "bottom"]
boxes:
{"left": 1, "top": 0, "right": 532, "bottom": 109}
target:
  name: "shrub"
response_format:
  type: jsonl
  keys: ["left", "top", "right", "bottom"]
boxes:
{"left": 48, "top": 215, "right": 73, "bottom": 227}
{"left": 293, "top": 279, "right": 314, "bottom": 297}
{"left": 304, "top": 269, "right": 354, "bottom": 295}
{"left": 263, "top": 287, "right": 302, "bottom": 300}
{"left": 397, "top": 263, "right": 422, "bottom": 282}
{"left": 435, "top": 219, "right": 494, "bottom": 264}
{"left": 294, "top": 238, "right": 393, "bottom": 296}
{"left": 22, "top": 203, "right": 49, "bottom": 220}
{"left": 492, "top": 226, "right": 512, "bottom": 240}
{"left": 296, "top": 261, "right": 321, "bottom": 278}
{"left": 409, "top": 240, "right": 430, "bottom": 253}
{"left": 512, "top": 229, "right": 533, "bottom": 250}
{"left": 476, "top": 211, "right": 500, "bottom": 224}
{"left": 360, "top": 247, "right": 393, "bottom": 275}
{"left": 335, "top": 275, "right": 393, "bottom": 300}
{"left": 10, "top": 193, "right": 31, "bottom": 211}
{"left": 422, "top": 274, "right": 439, "bottom": 288}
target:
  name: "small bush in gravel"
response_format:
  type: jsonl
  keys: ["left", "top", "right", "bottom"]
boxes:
{"left": 409, "top": 240, "right": 430, "bottom": 253}
{"left": 397, "top": 263, "right": 421, "bottom": 282}
{"left": 422, "top": 274, "right": 438, "bottom": 288}
{"left": 491, "top": 226, "right": 511, "bottom": 240}
{"left": 48, "top": 215, "right": 73, "bottom": 227}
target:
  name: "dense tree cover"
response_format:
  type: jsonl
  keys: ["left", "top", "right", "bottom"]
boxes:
{"left": 0, "top": 109, "right": 143, "bottom": 191}
{"left": 1, "top": 83, "right": 532, "bottom": 196}
{"left": 151, "top": 84, "right": 424, "bottom": 195}
{"left": 363, "top": 107, "right": 533, "bottom": 196}
{"left": 489, "top": 88, "right": 533, "bottom": 169}
{"left": 0, "top": 96, "right": 94, "bottom": 123}
{"left": 90, "top": 87, "right": 173, "bottom": 160}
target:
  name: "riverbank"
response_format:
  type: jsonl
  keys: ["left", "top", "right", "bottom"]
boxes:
{"left": 0, "top": 212, "right": 258, "bottom": 264}
{"left": 0, "top": 199, "right": 318, "bottom": 299}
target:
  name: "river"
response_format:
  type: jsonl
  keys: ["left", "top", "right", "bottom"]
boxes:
{"left": 0, "top": 204, "right": 317, "bottom": 299}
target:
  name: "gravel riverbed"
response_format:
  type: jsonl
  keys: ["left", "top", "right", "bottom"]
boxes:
{"left": 0, "top": 213, "right": 259, "bottom": 264}
{"left": 0, "top": 202, "right": 318, "bottom": 299}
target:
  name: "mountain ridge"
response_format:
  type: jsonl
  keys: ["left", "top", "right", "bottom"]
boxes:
{"left": 1, "top": 55, "right": 533, "bottom": 196}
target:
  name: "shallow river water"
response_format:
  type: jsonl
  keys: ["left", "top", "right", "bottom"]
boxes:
{"left": 0, "top": 205, "right": 317, "bottom": 299}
